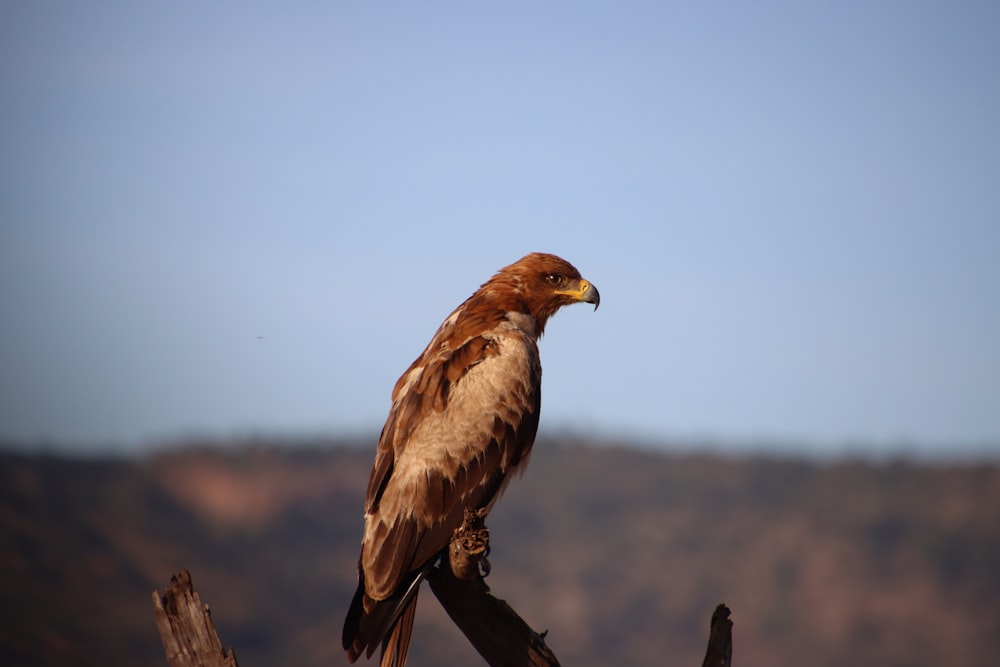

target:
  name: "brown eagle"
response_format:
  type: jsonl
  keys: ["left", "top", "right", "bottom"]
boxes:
{"left": 343, "top": 252, "right": 600, "bottom": 666}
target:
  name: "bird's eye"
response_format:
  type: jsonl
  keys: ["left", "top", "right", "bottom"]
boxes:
{"left": 545, "top": 274, "right": 564, "bottom": 286}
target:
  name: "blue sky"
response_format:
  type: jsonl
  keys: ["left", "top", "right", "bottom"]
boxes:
{"left": 2, "top": 2, "right": 998, "bottom": 456}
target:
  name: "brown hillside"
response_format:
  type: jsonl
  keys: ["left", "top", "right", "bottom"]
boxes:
{"left": 0, "top": 439, "right": 997, "bottom": 667}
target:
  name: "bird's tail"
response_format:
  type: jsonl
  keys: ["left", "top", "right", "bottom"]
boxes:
{"left": 379, "top": 589, "right": 418, "bottom": 667}
{"left": 343, "top": 563, "right": 430, "bottom": 665}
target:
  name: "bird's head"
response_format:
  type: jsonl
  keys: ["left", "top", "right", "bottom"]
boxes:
{"left": 490, "top": 252, "right": 600, "bottom": 333}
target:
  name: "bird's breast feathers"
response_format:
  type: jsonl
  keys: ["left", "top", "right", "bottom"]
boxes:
{"left": 372, "top": 312, "right": 541, "bottom": 528}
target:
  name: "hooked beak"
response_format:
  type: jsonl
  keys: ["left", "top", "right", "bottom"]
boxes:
{"left": 561, "top": 278, "right": 600, "bottom": 311}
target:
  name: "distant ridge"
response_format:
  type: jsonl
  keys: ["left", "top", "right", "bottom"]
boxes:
{"left": 1, "top": 438, "right": 998, "bottom": 667}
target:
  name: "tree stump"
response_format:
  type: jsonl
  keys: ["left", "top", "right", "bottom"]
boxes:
{"left": 700, "top": 603, "right": 733, "bottom": 667}
{"left": 153, "top": 570, "right": 239, "bottom": 667}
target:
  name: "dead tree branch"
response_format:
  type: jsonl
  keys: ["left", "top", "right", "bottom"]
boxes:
{"left": 700, "top": 603, "right": 733, "bottom": 667}
{"left": 153, "top": 535, "right": 732, "bottom": 667}
{"left": 427, "top": 508, "right": 561, "bottom": 667}
{"left": 153, "top": 570, "right": 239, "bottom": 667}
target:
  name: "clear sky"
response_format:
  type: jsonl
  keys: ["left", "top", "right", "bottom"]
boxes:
{"left": 2, "top": 2, "right": 998, "bottom": 456}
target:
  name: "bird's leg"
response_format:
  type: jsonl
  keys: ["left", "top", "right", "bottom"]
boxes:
{"left": 448, "top": 507, "right": 491, "bottom": 582}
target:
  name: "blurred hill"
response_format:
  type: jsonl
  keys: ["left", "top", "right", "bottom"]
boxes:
{"left": 1, "top": 437, "right": 998, "bottom": 667}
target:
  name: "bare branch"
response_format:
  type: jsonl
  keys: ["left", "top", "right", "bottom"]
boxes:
{"left": 154, "top": 555, "right": 731, "bottom": 667}
{"left": 153, "top": 570, "right": 239, "bottom": 667}
{"left": 427, "top": 508, "right": 561, "bottom": 667}
{"left": 700, "top": 604, "right": 733, "bottom": 667}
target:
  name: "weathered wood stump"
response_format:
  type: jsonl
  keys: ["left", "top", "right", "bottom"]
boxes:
{"left": 153, "top": 570, "right": 239, "bottom": 667}
{"left": 701, "top": 603, "right": 733, "bottom": 667}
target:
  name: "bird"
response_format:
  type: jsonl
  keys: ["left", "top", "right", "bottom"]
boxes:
{"left": 342, "top": 252, "right": 600, "bottom": 667}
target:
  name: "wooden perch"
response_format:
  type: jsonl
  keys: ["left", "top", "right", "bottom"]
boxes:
{"left": 153, "top": 533, "right": 732, "bottom": 667}
{"left": 700, "top": 603, "right": 733, "bottom": 667}
{"left": 153, "top": 570, "right": 239, "bottom": 667}
{"left": 427, "top": 508, "right": 561, "bottom": 667}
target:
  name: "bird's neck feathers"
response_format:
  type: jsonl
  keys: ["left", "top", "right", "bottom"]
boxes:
{"left": 467, "top": 273, "right": 551, "bottom": 337}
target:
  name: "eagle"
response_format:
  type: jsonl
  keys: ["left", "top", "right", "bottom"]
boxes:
{"left": 343, "top": 252, "right": 600, "bottom": 666}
